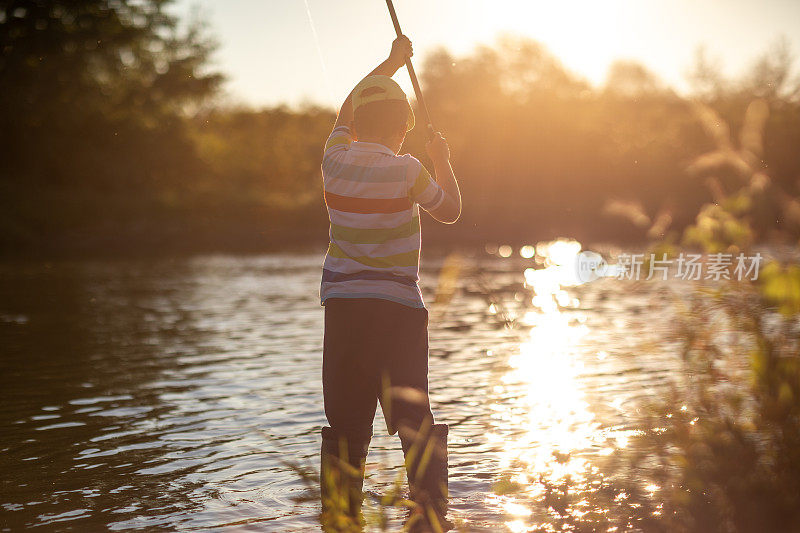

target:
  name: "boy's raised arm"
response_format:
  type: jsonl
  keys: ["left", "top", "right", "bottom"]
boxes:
{"left": 333, "top": 36, "right": 413, "bottom": 129}
{"left": 425, "top": 130, "right": 462, "bottom": 224}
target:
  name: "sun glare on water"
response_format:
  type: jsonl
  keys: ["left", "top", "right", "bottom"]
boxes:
{"left": 488, "top": 239, "right": 634, "bottom": 526}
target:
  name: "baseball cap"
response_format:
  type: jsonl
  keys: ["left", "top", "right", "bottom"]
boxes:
{"left": 351, "top": 75, "right": 415, "bottom": 131}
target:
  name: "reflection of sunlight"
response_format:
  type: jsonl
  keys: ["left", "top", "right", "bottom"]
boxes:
{"left": 502, "top": 500, "right": 533, "bottom": 518}
{"left": 524, "top": 239, "right": 582, "bottom": 312}
{"left": 519, "top": 245, "right": 535, "bottom": 259}
{"left": 506, "top": 519, "right": 529, "bottom": 533}
{"left": 537, "top": 239, "right": 582, "bottom": 268}
{"left": 496, "top": 310, "right": 596, "bottom": 491}
{"left": 490, "top": 240, "right": 610, "bottom": 526}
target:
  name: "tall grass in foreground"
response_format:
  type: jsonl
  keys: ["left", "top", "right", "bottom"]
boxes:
{"left": 287, "top": 448, "right": 467, "bottom": 532}
{"left": 489, "top": 99, "right": 800, "bottom": 532}
{"left": 594, "top": 98, "right": 800, "bottom": 532}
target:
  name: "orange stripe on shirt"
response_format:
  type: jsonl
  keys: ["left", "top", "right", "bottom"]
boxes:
{"left": 324, "top": 191, "right": 412, "bottom": 214}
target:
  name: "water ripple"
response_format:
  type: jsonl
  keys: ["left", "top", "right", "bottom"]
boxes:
{"left": 0, "top": 247, "right": 686, "bottom": 531}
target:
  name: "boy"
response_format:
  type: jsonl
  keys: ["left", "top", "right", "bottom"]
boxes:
{"left": 319, "top": 36, "right": 461, "bottom": 531}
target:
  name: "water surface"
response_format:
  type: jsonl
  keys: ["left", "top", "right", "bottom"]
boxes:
{"left": 0, "top": 243, "right": 687, "bottom": 531}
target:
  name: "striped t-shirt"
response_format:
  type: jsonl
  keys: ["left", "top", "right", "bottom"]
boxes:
{"left": 320, "top": 125, "right": 445, "bottom": 308}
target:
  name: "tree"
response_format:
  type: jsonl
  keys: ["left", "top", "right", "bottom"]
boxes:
{"left": 604, "top": 60, "right": 666, "bottom": 98}
{"left": 0, "top": 0, "right": 222, "bottom": 252}
{"left": 0, "top": 0, "right": 222, "bottom": 186}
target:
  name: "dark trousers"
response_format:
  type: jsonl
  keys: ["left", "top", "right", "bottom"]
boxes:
{"left": 323, "top": 298, "right": 434, "bottom": 439}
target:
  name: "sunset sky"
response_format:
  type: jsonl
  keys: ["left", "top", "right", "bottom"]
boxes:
{"left": 174, "top": 0, "right": 800, "bottom": 108}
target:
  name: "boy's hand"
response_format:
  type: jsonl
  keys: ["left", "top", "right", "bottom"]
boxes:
{"left": 426, "top": 129, "right": 450, "bottom": 162}
{"left": 388, "top": 35, "right": 413, "bottom": 71}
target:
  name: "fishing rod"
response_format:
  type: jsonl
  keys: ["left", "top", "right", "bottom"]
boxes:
{"left": 384, "top": 0, "right": 433, "bottom": 131}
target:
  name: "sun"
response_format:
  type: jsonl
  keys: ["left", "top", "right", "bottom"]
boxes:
{"left": 434, "top": 0, "right": 640, "bottom": 87}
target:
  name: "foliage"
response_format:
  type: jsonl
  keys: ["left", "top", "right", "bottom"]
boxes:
{"left": 411, "top": 36, "right": 800, "bottom": 247}
{"left": 2, "top": 6, "right": 800, "bottom": 259}
{"left": 189, "top": 105, "right": 334, "bottom": 207}
{"left": 596, "top": 94, "right": 800, "bottom": 532}
{"left": 0, "top": 0, "right": 221, "bottom": 253}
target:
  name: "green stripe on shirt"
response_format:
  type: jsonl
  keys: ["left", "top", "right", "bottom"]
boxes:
{"left": 328, "top": 242, "right": 420, "bottom": 268}
{"left": 410, "top": 165, "right": 433, "bottom": 201}
{"left": 331, "top": 217, "right": 420, "bottom": 244}
{"left": 325, "top": 136, "right": 350, "bottom": 151}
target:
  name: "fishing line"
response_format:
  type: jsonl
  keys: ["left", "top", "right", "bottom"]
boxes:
{"left": 302, "top": 0, "right": 335, "bottom": 106}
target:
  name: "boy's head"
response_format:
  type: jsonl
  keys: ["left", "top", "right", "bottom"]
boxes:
{"left": 351, "top": 75, "right": 414, "bottom": 153}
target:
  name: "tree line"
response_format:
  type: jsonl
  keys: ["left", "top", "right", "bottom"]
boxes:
{"left": 2, "top": 1, "right": 798, "bottom": 256}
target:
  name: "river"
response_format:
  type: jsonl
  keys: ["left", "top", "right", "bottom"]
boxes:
{"left": 0, "top": 240, "right": 690, "bottom": 531}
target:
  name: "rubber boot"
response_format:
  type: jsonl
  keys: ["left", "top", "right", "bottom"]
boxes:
{"left": 320, "top": 426, "right": 371, "bottom": 531}
{"left": 399, "top": 423, "right": 453, "bottom": 532}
